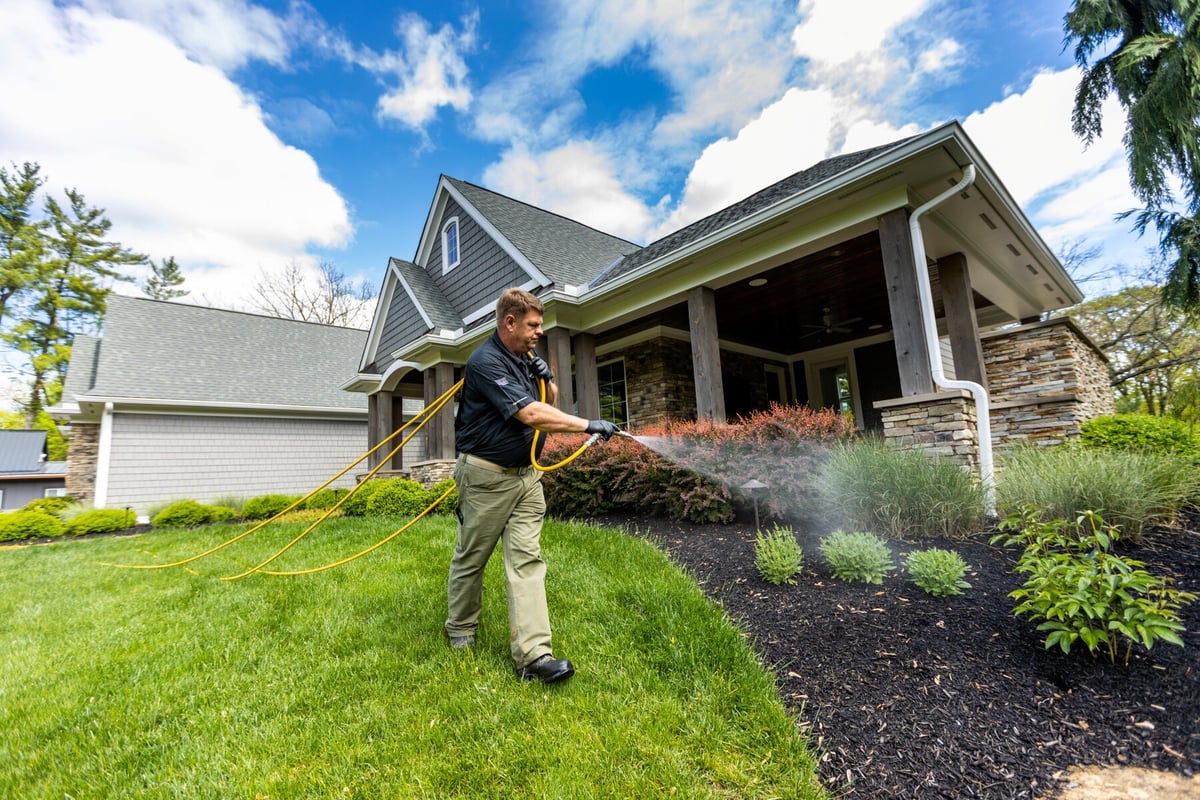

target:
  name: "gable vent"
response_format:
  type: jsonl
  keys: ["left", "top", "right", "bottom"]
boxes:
{"left": 978, "top": 213, "right": 997, "bottom": 230}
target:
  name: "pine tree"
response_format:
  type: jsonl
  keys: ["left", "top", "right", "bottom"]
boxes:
{"left": 144, "top": 256, "right": 188, "bottom": 300}
{"left": 0, "top": 162, "right": 46, "bottom": 327}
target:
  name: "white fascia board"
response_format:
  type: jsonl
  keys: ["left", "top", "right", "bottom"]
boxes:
{"left": 341, "top": 373, "right": 382, "bottom": 393}
{"left": 414, "top": 176, "right": 451, "bottom": 267}
{"left": 72, "top": 395, "right": 366, "bottom": 417}
{"left": 360, "top": 261, "right": 402, "bottom": 371}
{"left": 441, "top": 182, "right": 554, "bottom": 289}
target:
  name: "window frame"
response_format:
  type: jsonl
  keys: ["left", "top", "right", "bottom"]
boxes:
{"left": 441, "top": 217, "right": 461, "bottom": 274}
{"left": 596, "top": 358, "right": 629, "bottom": 426}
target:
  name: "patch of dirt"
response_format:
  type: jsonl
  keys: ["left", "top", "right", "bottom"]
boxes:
{"left": 595, "top": 509, "right": 1200, "bottom": 799}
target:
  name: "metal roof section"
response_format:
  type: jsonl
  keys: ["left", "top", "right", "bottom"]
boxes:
{"left": 67, "top": 295, "right": 369, "bottom": 413}
{"left": 0, "top": 430, "right": 53, "bottom": 474}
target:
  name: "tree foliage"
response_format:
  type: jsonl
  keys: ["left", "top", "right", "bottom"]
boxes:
{"left": 143, "top": 256, "right": 188, "bottom": 300}
{"left": 1064, "top": 0, "right": 1200, "bottom": 311}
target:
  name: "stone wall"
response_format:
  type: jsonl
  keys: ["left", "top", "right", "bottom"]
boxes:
{"left": 617, "top": 337, "right": 697, "bottom": 425}
{"left": 409, "top": 459, "right": 455, "bottom": 487}
{"left": 876, "top": 391, "right": 979, "bottom": 469}
{"left": 64, "top": 422, "right": 98, "bottom": 504}
{"left": 981, "top": 318, "right": 1116, "bottom": 446}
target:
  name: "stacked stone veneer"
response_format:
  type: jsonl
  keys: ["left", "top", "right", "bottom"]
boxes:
{"left": 981, "top": 318, "right": 1115, "bottom": 447}
{"left": 875, "top": 391, "right": 980, "bottom": 469}
{"left": 409, "top": 459, "right": 455, "bottom": 487}
{"left": 64, "top": 422, "right": 99, "bottom": 503}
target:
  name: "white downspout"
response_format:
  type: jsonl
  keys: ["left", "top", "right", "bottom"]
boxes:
{"left": 94, "top": 402, "right": 114, "bottom": 507}
{"left": 907, "top": 164, "right": 996, "bottom": 517}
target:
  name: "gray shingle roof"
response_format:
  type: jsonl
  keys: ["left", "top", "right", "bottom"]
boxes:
{"left": 391, "top": 258, "right": 462, "bottom": 331}
{"left": 594, "top": 138, "right": 915, "bottom": 286}
{"left": 0, "top": 430, "right": 49, "bottom": 474}
{"left": 75, "top": 295, "right": 367, "bottom": 410}
{"left": 446, "top": 177, "right": 640, "bottom": 287}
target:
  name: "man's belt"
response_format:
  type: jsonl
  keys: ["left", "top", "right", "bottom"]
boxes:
{"left": 461, "top": 453, "right": 532, "bottom": 475}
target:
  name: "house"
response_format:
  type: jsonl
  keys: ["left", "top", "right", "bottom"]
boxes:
{"left": 0, "top": 430, "right": 67, "bottom": 510}
{"left": 53, "top": 295, "right": 423, "bottom": 517}
{"left": 348, "top": 121, "right": 1114, "bottom": 482}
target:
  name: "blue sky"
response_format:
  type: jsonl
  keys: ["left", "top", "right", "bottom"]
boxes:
{"left": 1, "top": 0, "right": 1141, "bottom": 324}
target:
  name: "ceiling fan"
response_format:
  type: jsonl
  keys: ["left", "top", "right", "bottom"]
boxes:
{"left": 799, "top": 307, "right": 863, "bottom": 339}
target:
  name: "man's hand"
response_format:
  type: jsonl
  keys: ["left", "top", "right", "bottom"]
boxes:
{"left": 585, "top": 419, "right": 620, "bottom": 440}
{"left": 528, "top": 354, "right": 554, "bottom": 383}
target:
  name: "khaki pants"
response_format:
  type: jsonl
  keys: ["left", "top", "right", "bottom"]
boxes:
{"left": 446, "top": 454, "right": 552, "bottom": 667}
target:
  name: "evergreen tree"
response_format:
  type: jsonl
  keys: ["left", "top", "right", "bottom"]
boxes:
{"left": 0, "top": 162, "right": 46, "bottom": 327}
{"left": 1064, "top": 0, "right": 1200, "bottom": 311}
{"left": 143, "top": 255, "right": 188, "bottom": 300}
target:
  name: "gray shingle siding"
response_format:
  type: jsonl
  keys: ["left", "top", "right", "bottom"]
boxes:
{"left": 431, "top": 197, "right": 531, "bottom": 313}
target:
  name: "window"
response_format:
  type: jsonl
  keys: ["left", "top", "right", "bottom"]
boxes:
{"left": 597, "top": 359, "right": 629, "bottom": 425}
{"left": 441, "top": 217, "right": 461, "bottom": 273}
{"left": 764, "top": 364, "right": 789, "bottom": 405}
{"left": 44, "top": 487, "right": 67, "bottom": 498}
{"left": 817, "top": 360, "right": 854, "bottom": 419}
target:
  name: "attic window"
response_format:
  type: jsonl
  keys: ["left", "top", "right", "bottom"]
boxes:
{"left": 442, "top": 217, "right": 461, "bottom": 274}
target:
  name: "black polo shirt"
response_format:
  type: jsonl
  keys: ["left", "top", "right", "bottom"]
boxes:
{"left": 455, "top": 331, "right": 546, "bottom": 467}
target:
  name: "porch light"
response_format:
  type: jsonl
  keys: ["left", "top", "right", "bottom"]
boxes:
{"left": 748, "top": 278, "right": 767, "bottom": 287}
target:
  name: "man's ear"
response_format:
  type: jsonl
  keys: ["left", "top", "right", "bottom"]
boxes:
{"left": 502, "top": 313, "right": 516, "bottom": 331}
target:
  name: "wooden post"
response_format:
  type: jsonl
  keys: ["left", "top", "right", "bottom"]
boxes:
{"left": 688, "top": 286, "right": 726, "bottom": 421}
{"left": 573, "top": 333, "right": 600, "bottom": 418}
{"left": 937, "top": 252, "right": 987, "bottom": 388}
{"left": 878, "top": 208, "right": 934, "bottom": 396}
{"left": 423, "top": 371, "right": 440, "bottom": 461}
{"left": 434, "top": 363, "right": 457, "bottom": 460}
{"left": 546, "top": 327, "right": 574, "bottom": 412}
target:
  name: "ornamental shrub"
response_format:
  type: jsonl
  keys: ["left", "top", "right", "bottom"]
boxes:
{"left": 151, "top": 500, "right": 215, "bottom": 528}
{"left": 816, "top": 436, "right": 985, "bottom": 539}
{"left": 304, "top": 488, "right": 349, "bottom": 510}
{"left": 1079, "top": 414, "right": 1200, "bottom": 462}
{"left": 818, "top": 530, "right": 895, "bottom": 584}
{"left": 996, "top": 444, "right": 1199, "bottom": 543}
{"left": 992, "top": 504, "right": 1196, "bottom": 663}
{"left": 426, "top": 479, "right": 458, "bottom": 514}
{"left": 242, "top": 494, "right": 301, "bottom": 521}
{"left": 366, "top": 478, "right": 429, "bottom": 517}
{"left": 340, "top": 479, "right": 382, "bottom": 516}
{"left": 0, "top": 510, "right": 65, "bottom": 542}
{"left": 906, "top": 548, "right": 971, "bottom": 597}
{"left": 754, "top": 525, "right": 804, "bottom": 585}
{"left": 22, "top": 496, "right": 74, "bottom": 516}
{"left": 64, "top": 508, "right": 135, "bottom": 536}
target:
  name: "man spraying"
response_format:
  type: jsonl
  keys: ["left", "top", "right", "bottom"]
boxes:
{"left": 446, "top": 287, "right": 619, "bottom": 684}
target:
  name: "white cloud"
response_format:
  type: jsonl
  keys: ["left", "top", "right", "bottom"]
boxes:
{"left": 0, "top": 0, "right": 351, "bottom": 309}
{"left": 374, "top": 12, "right": 477, "bottom": 131}
{"left": 483, "top": 142, "right": 652, "bottom": 242}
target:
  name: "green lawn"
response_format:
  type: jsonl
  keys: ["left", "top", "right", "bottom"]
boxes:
{"left": 0, "top": 515, "right": 824, "bottom": 799}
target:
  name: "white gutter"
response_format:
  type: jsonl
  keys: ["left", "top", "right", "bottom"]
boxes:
{"left": 908, "top": 164, "right": 996, "bottom": 517}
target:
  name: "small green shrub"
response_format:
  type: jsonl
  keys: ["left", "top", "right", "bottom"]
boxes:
{"left": 754, "top": 525, "right": 803, "bottom": 585}
{"left": 1079, "top": 414, "right": 1200, "bottom": 462}
{"left": 340, "top": 479, "right": 382, "bottom": 516}
{"left": 209, "top": 495, "right": 245, "bottom": 514}
{"left": 0, "top": 510, "right": 66, "bottom": 542}
{"left": 816, "top": 437, "right": 985, "bottom": 539}
{"left": 906, "top": 548, "right": 971, "bottom": 597}
{"left": 304, "top": 488, "right": 349, "bottom": 510}
{"left": 209, "top": 506, "right": 238, "bottom": 522}
{"left": 992, "top": 504, "right": 1196, "bottom": 663}
{"left": 242, "top": 494, "right": 301, "bottom": 521}
{"left": 63, "top": 508, "right": 135, "bottom": 536}
{"left": 22, "top": 496, "right": 75, "bottom": 516}
{"left": 366, "top": 479, "right": 429, "bottom": 517}
{"left": 426, "top": 479, "right": 458, "bottom": 514}
{"left": 818, "top": 530, "right": 895, "bottom": 584}
{"left": 151, "top": 500, "right": 215, "bottom": 528}
{"left": 996, "top": 444, "right": 1200, "bottom": 542}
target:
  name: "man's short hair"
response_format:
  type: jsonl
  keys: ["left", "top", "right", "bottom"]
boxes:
{"left": 496, "top": 288, "right": 544, "bottom": 324}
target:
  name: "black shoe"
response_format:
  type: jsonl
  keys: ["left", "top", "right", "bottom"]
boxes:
{"left": 448, "top": 634, "right": 475, "bottom": 649}
{"left": 516, "top": 654, "right": 575, "bottom": 684}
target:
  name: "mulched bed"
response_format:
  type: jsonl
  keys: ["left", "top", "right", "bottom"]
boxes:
{"left": 593, "top": 509, "right": 1200, "bottom": 799}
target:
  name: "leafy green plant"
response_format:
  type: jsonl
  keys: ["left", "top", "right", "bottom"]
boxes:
{"left": 241, "top": 494, "right": 301, "bottom": 521}
{"left": 22, "top": 496, "right": 75, "bottom": 516}
{"left": 818, "top": 530, "right": 895, "bottom": 584}
{"left": 816, "top": 437, "right": 984, "bottom": 539}
{"left": 906, "top": 548, "right": 971, "bottom": 597}
{"left": 303, "top": 487, "right": 349, "bottom": 510}
{"left": 991, "top": 504, "right": 1197, "bottom": 664}
{"left": 340, "top": 479, "right": 382, "bottom": 516}
{"left": 0, "top": 510, "right": 65, "bottom": 542}
{"left": 151, "top": 500, "right": 217, "bottom": 528}
{"left": 754, "top": 525, "right": 803, "bottom": 585}
{"left": 64, "top": 508, "right": 135, "bottom": 536}
{"left": 1079, "top": 414, "right": 1200, "bottom": 463}
{"left": 366, "top": 478, "right": 430, "bottom": 517}
{"left": 426, "top": 479, "right": 458, "bottom": 514}
{"left": 996, "top": 444, "right": 1200, "bottom": 542}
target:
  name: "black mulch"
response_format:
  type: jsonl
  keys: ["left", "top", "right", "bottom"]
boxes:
{"left": 590, "top": 509, "right": 1200, "bottom": 799}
